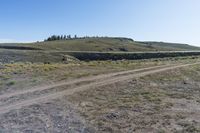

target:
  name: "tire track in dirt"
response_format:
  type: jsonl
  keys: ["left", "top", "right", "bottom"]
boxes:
{"left": 0, "top": 64, "right": 171, "bottom": 100}
{"left": 0, "top": 64, "right": 171, "bottom": 107}
{"left": 0, "top": 62, "right": 199, "bottom": 114}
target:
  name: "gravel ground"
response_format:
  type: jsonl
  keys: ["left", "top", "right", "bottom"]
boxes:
{"left": 0, "top": 98, "right": 95, "bottom": 133}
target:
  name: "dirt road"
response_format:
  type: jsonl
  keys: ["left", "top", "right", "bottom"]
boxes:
{"left": 0, "top": 62, "right": 199, "bottom": 115}
{"left": 0, "top": 64, "right": 171, "bottom": 100}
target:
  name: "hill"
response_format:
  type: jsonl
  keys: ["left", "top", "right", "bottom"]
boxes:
{"left": 1, "top": 37, "right": 200, "bottom": 63}
{"left": 137, "top": 41, "right": 200, "bottom": 51}
{"left": 29, "top": 37, "right": 156, "bottom": 52}
{"left": 31, "top": 38, "right": 200, "bottom": 52}
{"left": 0, "top": 37, "right": 199, "bottom": 52}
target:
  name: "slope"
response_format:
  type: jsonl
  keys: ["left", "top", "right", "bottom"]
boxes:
{"left": 1, "top": 37, "right": 200, "bottom": 52}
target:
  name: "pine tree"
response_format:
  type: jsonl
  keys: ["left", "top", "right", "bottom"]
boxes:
{"left": 57, "top": 35, "right": 60, "bottom": 40}
{"left": 74, "top": 35, "right": 77, "bottom": 39}
{"left": 60, "top": 35, "right": 63, "bottom": 40}
{"left": 67, "top": 35, "right": 71, "bottom": 39}
{"left": 64, "top": 35, "right": 66, "bottom": 40}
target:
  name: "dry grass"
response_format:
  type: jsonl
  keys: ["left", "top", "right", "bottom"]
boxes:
{"left": 0, "top": 56, "right": 200, "bottom": 132}
{"left": 65, "top": 60, "right": 200, "bottom": 132}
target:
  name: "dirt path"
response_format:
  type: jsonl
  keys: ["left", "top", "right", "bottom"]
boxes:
{"left": 0, "top": 62, "right": 199, "bottom": 114}
{"left": 0, "top": 64, "right": 171, "bottom": 100}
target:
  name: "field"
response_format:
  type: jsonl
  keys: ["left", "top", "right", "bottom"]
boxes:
{"left": 0, "top": 55, "right": 200, "bottom": 132}
{"left": 0, "top": 38, "right": 200, "bottom": 132}
{"left": 1, "top": 37, "right": 200, "bottom": 52}
{"left": 1, "top": 38, "right": 200, "bottom": 63}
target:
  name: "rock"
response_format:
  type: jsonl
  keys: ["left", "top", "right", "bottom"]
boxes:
{"left": 0, "top": 65, "right": 5, "bottom": 69}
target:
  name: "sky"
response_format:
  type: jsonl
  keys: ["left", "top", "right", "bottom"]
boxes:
{"left": 0, "top": 0, "right": 200, "bottom": 46}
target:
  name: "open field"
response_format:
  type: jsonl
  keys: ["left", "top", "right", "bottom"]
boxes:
{"left": 0, "top": 56, "right": 200, "bottom": 132}
{"left": 1, "top": 37, "right": 200, "bottom": 132}
{"left": 1, "top": 37, "right": 200, "bottom": 63}
{"left": 2, "top": 49, "right": 200, "bottom": 63}
{"left": 1, "top": 37, "right": 200, "bottom": 52}
{"left": 2, "top": 0, "right": 200, "bottom": 132}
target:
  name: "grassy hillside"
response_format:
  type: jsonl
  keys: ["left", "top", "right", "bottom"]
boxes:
{"left": 31, "top": 38, "right": 200, "bottom": 52}
{"left": 1, "top": 37, "right": 200, "bottom": 63}
{"left": 138, "top": 41, "right": 200, "bottom": 51}
{"left": 0, "top": 49, "right": 78, "bottom": 63}
{"left": 30, "top": 38, "right": 154, "bottom": 52}
{"left": 0, "top": 37, "right": 199, "bottom": 52}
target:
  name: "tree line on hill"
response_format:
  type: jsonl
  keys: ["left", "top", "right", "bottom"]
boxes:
{"left": 44, "top": 35, "right": 77, "bottom": 41}
{"left": 44, "top": 35, "right": 135, "bottom": 42}
{"left": 44, "top": 35, "right": 105, "bottom": 41}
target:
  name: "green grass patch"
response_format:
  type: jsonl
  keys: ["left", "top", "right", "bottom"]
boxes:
{"left": 6, "top": 81, "right": 15, "bottom": 86}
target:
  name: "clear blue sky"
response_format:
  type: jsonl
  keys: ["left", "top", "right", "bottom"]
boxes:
{"left": 0, "top": 0, "right": 200, "bottom": 46}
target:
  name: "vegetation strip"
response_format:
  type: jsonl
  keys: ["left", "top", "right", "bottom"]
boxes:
{"left": 0, "top": 62, "right": 199, "bottom": 114}
{"left": 0, "top": 64, "right": 171, "bottom": 100}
